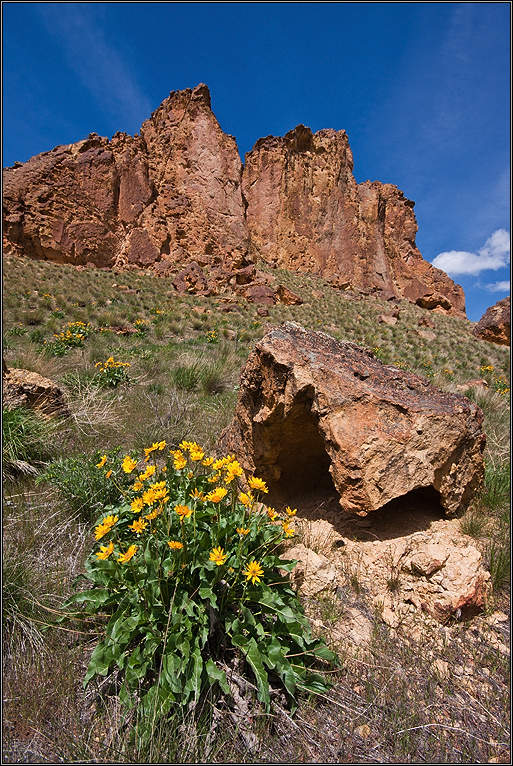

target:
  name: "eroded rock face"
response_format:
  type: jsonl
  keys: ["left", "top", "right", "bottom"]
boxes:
{"left": 243, "top": 128, "right": 466, "bottom": 317}
{"left": 3, "top": 84, "right": 466, "bottom": 316}
{"left": 473, "top": 296, "right": 510, "bottom": 346}
{"left": 219, "top": 323, "right": 485, "bottom": 515}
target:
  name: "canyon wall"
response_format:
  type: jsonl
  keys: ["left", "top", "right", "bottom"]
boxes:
{"left": 2, "top": 84, "right": 466, "bottom": 317}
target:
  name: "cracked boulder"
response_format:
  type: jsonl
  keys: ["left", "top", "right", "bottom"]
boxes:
{"left": 219, "top": 323, "right": 486, "bottom": 515}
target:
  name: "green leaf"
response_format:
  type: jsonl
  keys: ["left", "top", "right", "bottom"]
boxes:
{"left": 205, "top": 658, "right": 230, "bottom": 695}
{"left": 233, "top": 635, "right": 270, "bottom": 711}
{"left": 184, "top": 647, "right": 203, "bottom": 702}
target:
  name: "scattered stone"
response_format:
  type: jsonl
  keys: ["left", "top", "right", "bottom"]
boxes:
{"left": 378, "top": 314, "right": 398, "bottom": 325}
{"left": 281, "top": 544, "right": 337, "bottom": 596}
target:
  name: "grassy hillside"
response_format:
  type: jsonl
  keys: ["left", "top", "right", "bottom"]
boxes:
{"left": 3, "top": 254, "right": 510, "bottom": 762}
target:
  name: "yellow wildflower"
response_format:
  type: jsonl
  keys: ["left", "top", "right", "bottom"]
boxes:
{"left": 95, "top": 541, "right": 114, "bottom": 560}
{"left": 206, "top": 486, "right": 228, "bottom": 503}
{"left": 202, "top": 456, "right": 214, "bottom": 467}
{"left": 129, "top": 518, "right": 148, "bottom": 535}
{"left": 105, "top": 470, "right": 112, "bottom": 479}
{"left": 244, "top": 560, "right": 264, "bottom": 585}
{"left": 145, "top": 507, "right": 162, "bottom": 521}
{"left": 122, "top": 455, "right": 138, "bottom": 474}
{"left": 189, "top": 443, "right": 205, "bottom": 462}
{"left": 96, "top": 454, "right": 107, "bottom": 468}
{"left": 139, "top": 464, "right": 156, "bottom": 481}
{"left": 144, "top": 440, "right": 167, "bottom": 461}
{"left": 224, "top": 460, "right": 244, "bottom": 483}
{"left": 190, "top": 488, "right": 206, "bottom": 501}
{"left": 117, "top": 544, "right": 138, "bottom": 564}
{"left": 94, "top": 514, "right": 118, "bottom": 540}
{"left": 285, "top": 506, "right": 297, "bottom": 517}
{"left": 207, "top": 472, "right": 221, "bottom": 483}
{"left": 248, "top": 477, "right": 268, "bottom": 494}
{"left": 282, "top": 522, "right": 295, "bottom": 538}
{"left": 239, "top": 492, "right": 255, "bottom": 507}
{"left": 168, "top": 540, "right": 184, "bottom": 550}
{"left": 142, "top": 488, "right": 157, "bottom": 506}
{"left": 131, "top": 497, "right": 144, "bottom": 514}
{"left": 132, "top": 479, "right": 144, "bottom": 492}
{"left": 175, "top": 504, "right": 193, "bottom": 521}
{"left": 237, "top": 527, "right": 250, "bottom": 536}
{"left": 267, "top": 508, "right": 278, "bottom": 522}
{"left": 209, "top": 546, "right": 228, "bottom": 566}
{"left": 171, "top": 450, "right": 187, "bottom": 470}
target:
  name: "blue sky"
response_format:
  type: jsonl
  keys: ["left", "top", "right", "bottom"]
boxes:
{"left": 2, "top": 2, "right": 510, "bottom": 321}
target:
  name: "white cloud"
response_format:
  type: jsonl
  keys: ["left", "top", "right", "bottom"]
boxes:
{"left": 485, "top": 280, "right": 510, "bottom": 293}
{"left": 431, "top": 229, "right": 510, "bottom": 276}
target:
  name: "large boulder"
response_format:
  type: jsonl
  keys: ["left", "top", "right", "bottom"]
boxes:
{"left": 219, "top": 323, "right": 485, "bottom": 515}
{"left": 473, "top": 296, "right": 510, "bottom": 346}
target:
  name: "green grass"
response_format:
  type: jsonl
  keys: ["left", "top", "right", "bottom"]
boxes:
{"left": 2, "top": 253, "right": 510, "bottom": 763}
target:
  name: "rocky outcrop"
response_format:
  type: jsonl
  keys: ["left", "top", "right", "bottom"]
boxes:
{"left": 3, "top": 84, "right": 466, "bottom": 316}
{"left": 3, "top": 362, "right": 69, "bottom": 418}
{"left": 219, "top": 323, "right": 486, "bottom": 515}
{"left": 243, "top": 129, "right": 465, "bottom": 316}
{"left": 473, "top": 296, "right": 510, "bottom": 346}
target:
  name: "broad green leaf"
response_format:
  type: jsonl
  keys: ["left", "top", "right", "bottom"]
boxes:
{"left": 205, "top": 658, "right": 230, "bottom": 695}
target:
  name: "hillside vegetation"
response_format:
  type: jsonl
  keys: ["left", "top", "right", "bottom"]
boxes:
{"left": 3, "top": 254, "right": 510, "bottom": 763}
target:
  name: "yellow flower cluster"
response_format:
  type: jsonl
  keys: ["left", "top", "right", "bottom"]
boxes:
{"left": 95, "top": 357, "right": 130, "bottom": 372}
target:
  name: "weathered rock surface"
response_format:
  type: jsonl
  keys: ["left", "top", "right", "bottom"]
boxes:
{"left": 244, "top": 129, "right": 465, "bottom": 316}
{"left": 473, "top": 296, "right": 510, "bottom": 346}
{"left": 219, "top": 323, "right": 485, "bottom": 515}
{"left": 281, "top": 544, "right": 338, "bottom": 596}
{"left": 3, "top": 361, "right": 69, "bottom": 418}
{"left": 3, "top": 84, "right": 466, "bottom": 316}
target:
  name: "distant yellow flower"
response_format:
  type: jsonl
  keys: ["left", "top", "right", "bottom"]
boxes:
{"left": 202, "top": 456, "right": 214, "bottom": 467}
{"left": 132, "top": 479, "right": 144, "bottom": 492}
{"left": 129, "top": 518, "right": 148, "bottom": 535}
{"left": 244, "top": 560, "right": 264, "bottom": 584}
{"left": 267, "top": 508, "right": 279, "bottom": 522}
{"left": 175, "top": 504, "right": 193, "bottom": 521}
{"left": 105, "top": 470, "right": 112, "bottom": 479}
{"left": 213, "top": 456, "right": 230, "bottom": 471}
{"left": 131, "top": 497, "right": 144, "bottom": 514}
{"left": 285, "top": 506, "right": 297, "bottom": 517}
{"left": 206, "top": 487, "right": 228, "bottom": 503}
{"left": 209, "top": 546, "right": 228, "bottom": 566}
{"left": 207, "top": 472, "right": 221, "bottom": 483}
{"left": 117, "top": 544, "right": 138, "bottom": 564}
{"left": 168, "top": 540, "right": 183, "bottom": 550}
{"left": 95, "top": 541, "right": 114, "bottom": 560}
{"left": 189, "top": 443, "right": 205, "bottom": 462}
{"left": 237, "top": 527, "right": 250, "bottom": 536}
{"left": 96, "top": 454, "right": 107, "bottom": 468}
{"left": 94, "top": 514, "right": 118, "bottom": 540}
{"left": 122, "top": 455, "right": 138, "bottom": 473}
{"left": 248, "top": 477, "right": 268, "bottom": 494}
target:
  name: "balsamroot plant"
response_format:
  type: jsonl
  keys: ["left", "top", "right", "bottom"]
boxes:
{"left": 62, "top": 441, "right": 339, "bottom": 736}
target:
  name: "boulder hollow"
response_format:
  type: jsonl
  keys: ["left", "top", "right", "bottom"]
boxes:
{"left": 219, "top": 323, "right": 486, "bottom": 515}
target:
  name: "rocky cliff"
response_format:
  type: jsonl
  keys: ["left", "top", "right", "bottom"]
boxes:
{"left": 3, "top": 83, "right": 466, "bottom": 317}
